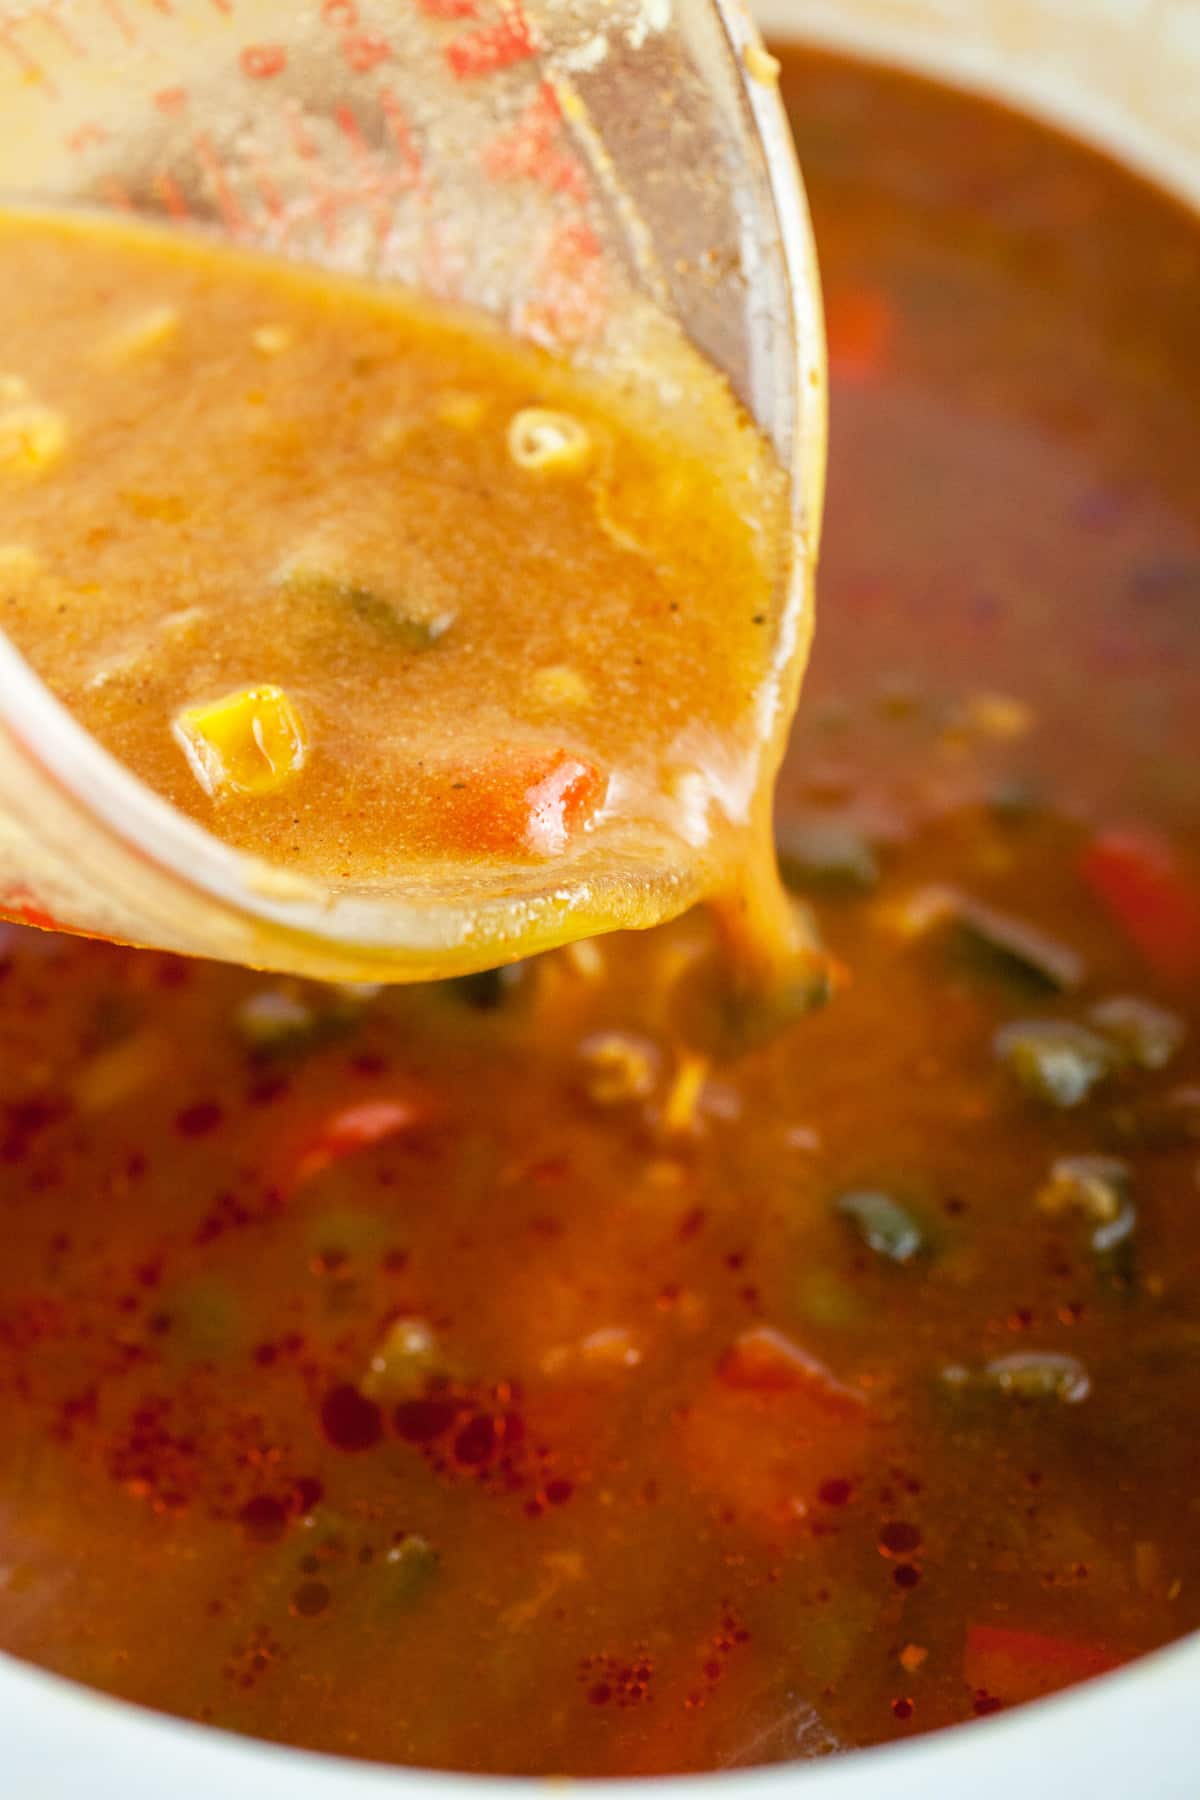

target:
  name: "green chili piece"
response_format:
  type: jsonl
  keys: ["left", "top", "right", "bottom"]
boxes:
{"left": 777, "top": 818, "right": 880, "bottom": 896}
{"left": 995, "top": 1020, "right": 1118, "bottom": 1109}
{"left": 835, "top": 1189, "right": 926, "bottom": 1265}
{"left": 941, "top": 1351, "right": 1091, "bottom": 1404}
{"left": 951, "top": 900, "right": 1084, "bottom": 994}
{"left": 1088, "top": 996, "right": 1187, "bottom": 1071}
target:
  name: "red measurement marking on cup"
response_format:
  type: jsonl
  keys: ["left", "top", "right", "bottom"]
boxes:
{"left": 521, "top": 216, "right": 606, "bottom": 346}
{"left": 66, "top": 122, "right": 111, "bottom": 154}
{"left": 240, "top": 43, "right": 286, "bottom": 79}
{"left": 154, "top": 168, "right": 192, "bottom": 221}
{"left": 287, "top": 101, "right": 341, "bottom": 247}
{"left": 378, "top": 86, "right": 424, "bottom": 186}
{"left": 484, "top": 81, "right": 585, "bottom": 199}
{"left": 419, "top": 212, "right": 466, "bottom": 301}
{"left": 97, "top": 174, "right": 135, "bottom": 212}
{"left": 27, "top": 5, "right": 87, "bottom": 58}
{"left": 446, "top": 2, "right": 536, "bottom": 79}
{"left": 335, "top": 104, "right": 392, "bottom": 244}
{"left": 102, "top": 0, "right": 138, "bottom": 47}
{"left": 341, "top": 31, "right": 391, "bottom": 73}
{"left": 0, "top": 22, "right": 59, "bottom": 97}
{"left": 192, "top": 130, "right": 247, "bottom": 235}
{"left": 246, "top": 145, "right": 286, "bottom": 225}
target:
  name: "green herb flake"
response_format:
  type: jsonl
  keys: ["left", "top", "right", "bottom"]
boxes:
{"left": 835, "top": 1189, "right": 926, "bottom": 1265}
{"left": 1088, "top": 996, "right": 1187, "bottom": 1072}
{"left": 994, "top": 1020, "right": 1118, "bottom": 1109}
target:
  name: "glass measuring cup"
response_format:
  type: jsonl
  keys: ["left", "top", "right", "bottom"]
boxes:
{"left": 0, "top": 0, "right": 826, "bottom": 982}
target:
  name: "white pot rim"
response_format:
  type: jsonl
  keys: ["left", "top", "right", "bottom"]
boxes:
{"left": 4, "top": 1625, "right": 1200, "bottom": 1798}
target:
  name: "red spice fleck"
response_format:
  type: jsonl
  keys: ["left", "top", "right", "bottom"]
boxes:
{"left": 248, "top": 1074, "right": 290, "bottom": 1107}
{"left": 974, "top": 1692, "right": 1005, "bottom": 1716}
{"left": 320, "top": 1383, "right": 383, "bottom": 1452}
{"left": 545, "top": 1477, "right": 573, "bottom": 1506}
{"left": 175, "top": 1100, "right": 223, "bottom": 1138}
{"left": 878, "top": 1519, "right": 923, "bottom": 1558}
{"left": 818, "top": 1478, "right": 853, "bottom": 1508}
{"left": 291, "top": 1580, "right": 331, "bottom": 1617}
{"left": 292, "top": 1477, "right": 324, "bottom": 1514}
{"left": 579, "top": 1651, "right": 653, "bottom": 1709}
{"left": 394, "top": 1396, "right": 459, "bottom": 1444}
{"left": 892, "top": 1697, "right": 914, "bottom": 1720}
{"left": 453, "top": 1411, "right": 497, "bottom": 1466}
{"left": 239, "top": 1494, "right": 288, "bottom": 1542}
{"left": 894, "top": 1563, "right": 922, "bottom": 1589}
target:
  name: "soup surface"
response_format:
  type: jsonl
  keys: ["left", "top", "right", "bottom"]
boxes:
{"left": 0, "top": 47, "right": 1199, "bottom": 1775}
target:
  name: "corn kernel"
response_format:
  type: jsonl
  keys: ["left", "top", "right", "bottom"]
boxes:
{"left": 0, "top": 542, "right": 42, "bottom": 578}
{"left": 742, "top": 41, "right": 781, "bottom": 85}
{"left": 0, "top": 403, "right": 67, "bottom": 476}
{"left": 529, "top": 663, "right": 592, "bottom": 709}
{"left": 660, "top": 1050, "right": 710, "bottom": 1137}
{"left": 962, "top": 691, "right": 1034, "bottom": 740}
{"left": 435, "top": 389, "right": 486, "bottom": 430}
{"left": 369, "top": 415, "right": 414, "bottom": 460}
{"left": 507, "top": 408, "right": 591, "bottom": 474}
{"left": 578, "top": 1031, "right": 659, "bottom": 1105}
{"left": 97, "top": 305, "right": 180, "bottom": 364}
{"left": 73, "top": 1029, "right": 166, "bottom": 1114}
{"left": 172, "top": 683, "right": 308, "bottom": 800}
{"left": 252, "top": 324, "right": 293, "bottom": 356}
{"left": 562, "top": 936, "right": 605, "bottom": 980}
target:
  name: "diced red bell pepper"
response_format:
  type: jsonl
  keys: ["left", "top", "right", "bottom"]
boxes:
{"left": 434, "top": 747, "right": 607, "bottom": 858}
{"left": 826, "top": 288, "right": 893, "bottom": 384}
{"left": 678, "top": 1328, "right": 869, "bottom": 1531}
{"left": 964, "top": 1624, "right": 1119, "bottom": 1706}
{"left": 287, "top": 1096, "right": 430, "bottom": 1191}
{"left": 1081, "top": 828, "right": 1200, "bottom": 984}
{"left": 718, "top": 1325, "right": 866, "bottom": 1412}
